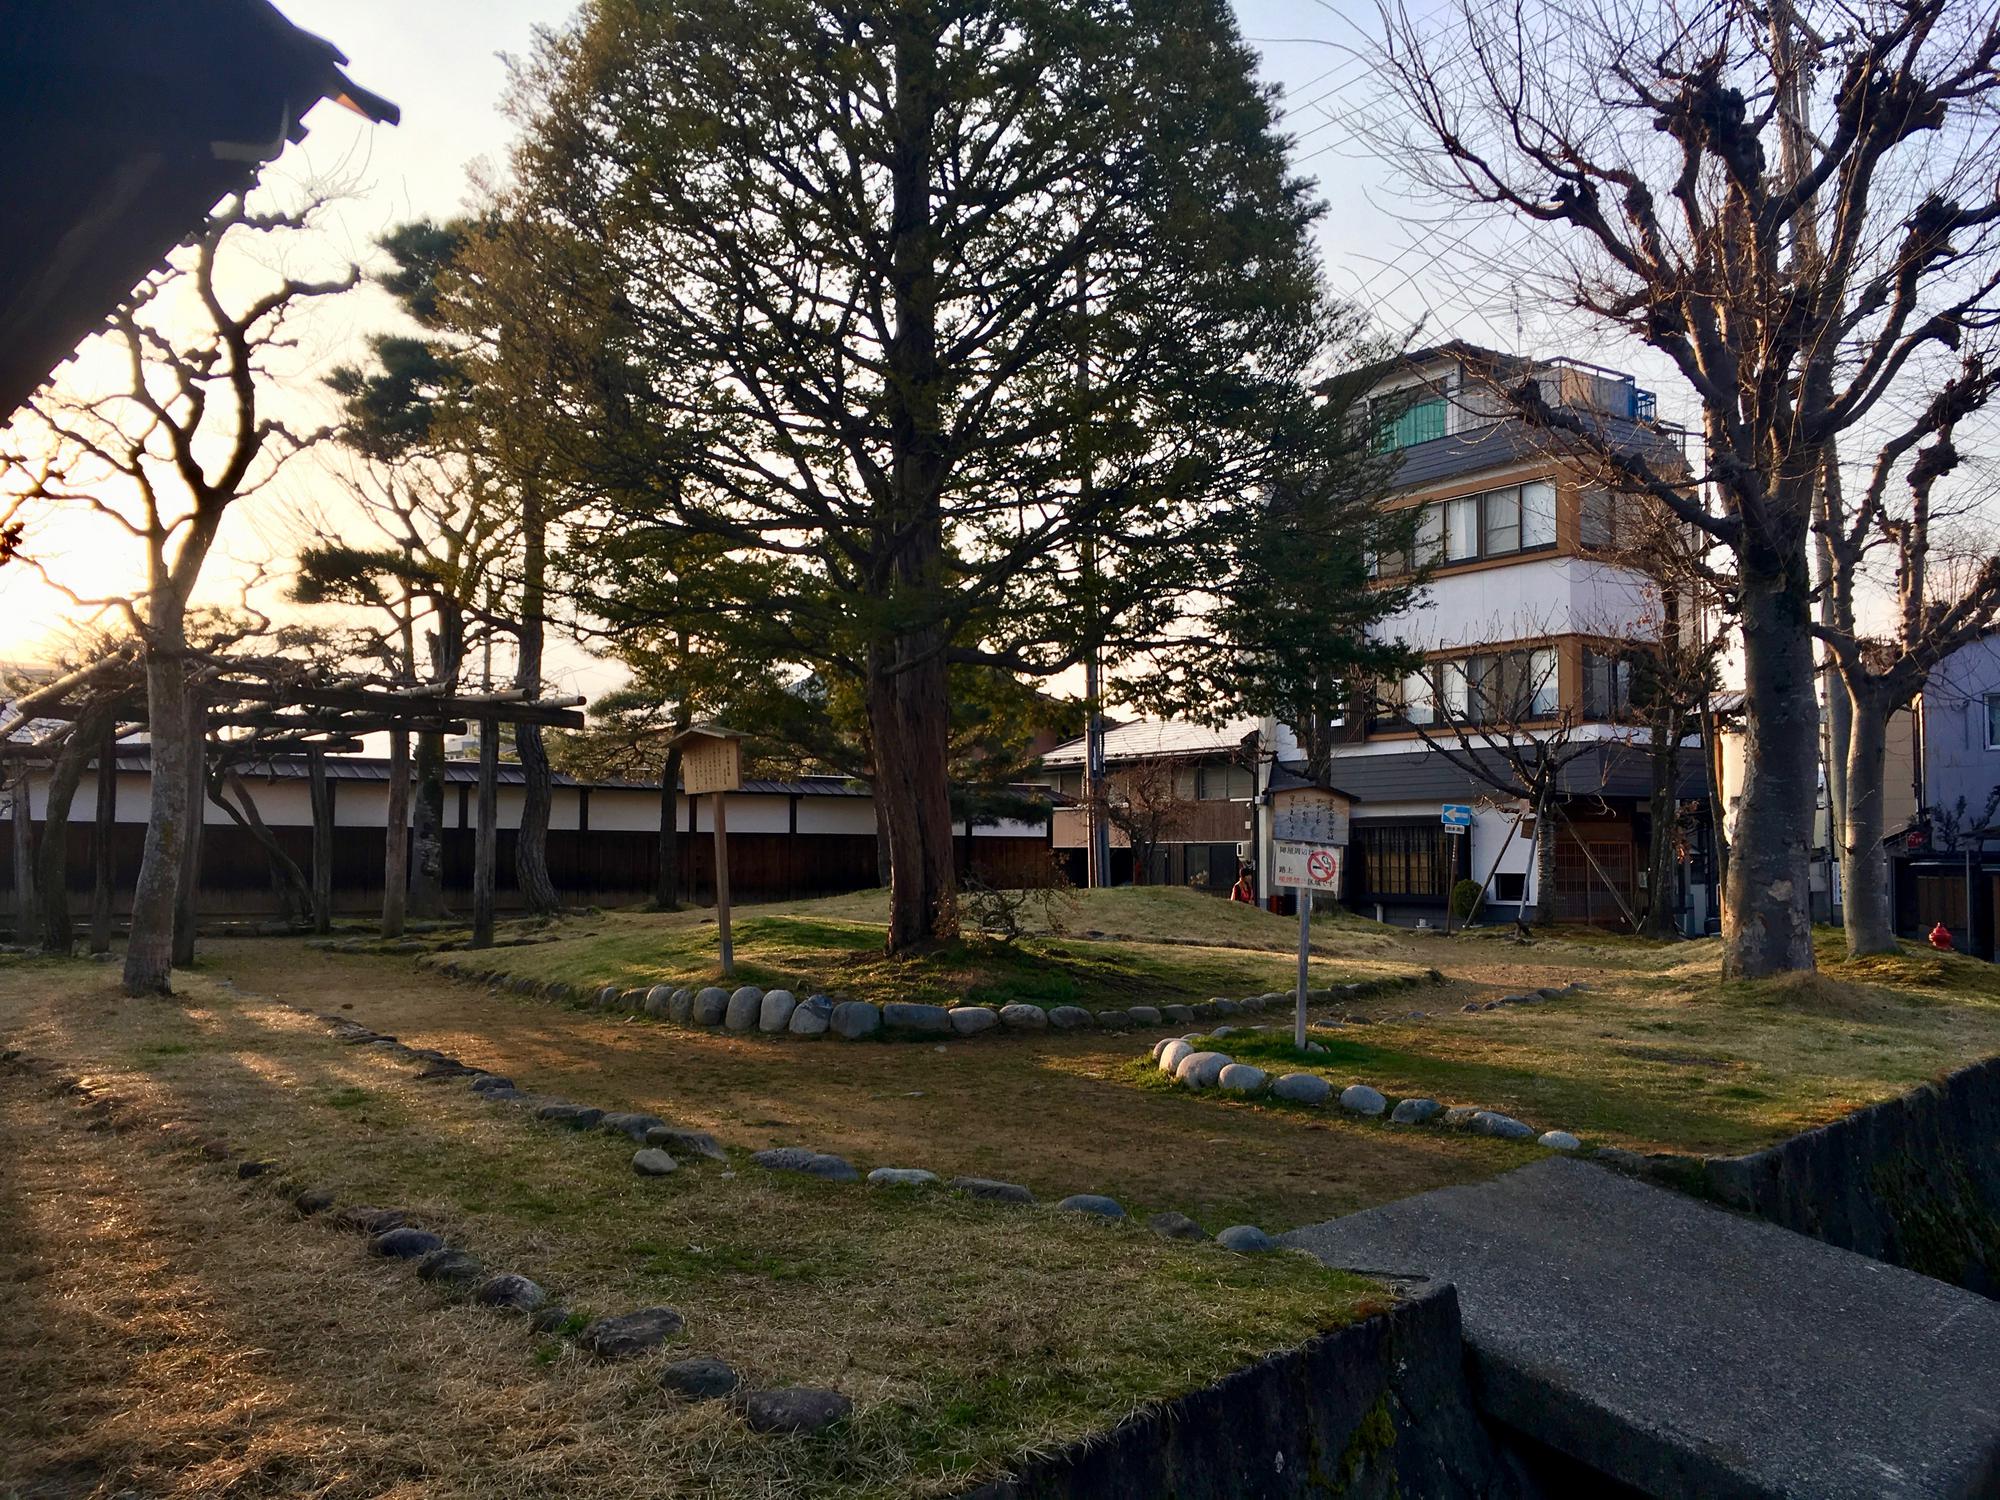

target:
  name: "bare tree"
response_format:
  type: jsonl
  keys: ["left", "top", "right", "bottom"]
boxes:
{"left": 1376, "top": 0, "right": 2000, "bottom": 975}
{"left": 3, "top": 193, "right": 357, "bottom": 993}
{"left": 1087, "top": 757, "right": 1199, "bottom": 886}
{"left": 1394, "top": 639, "right": 1631, "bottom": 935}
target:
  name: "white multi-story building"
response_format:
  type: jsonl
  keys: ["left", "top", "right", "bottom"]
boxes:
{"left": 1244, "top": 340, "right": 1703, "bottom": 928}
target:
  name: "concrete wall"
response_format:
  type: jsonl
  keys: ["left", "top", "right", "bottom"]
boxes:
{"left": 1371, "top": 555, "right": 1658, "bottom": 654}
{"left": 955, "top": 1285, "right": 1541, "bottom": 1500}
{"left": 1702, "top": 1054, "right": 2000, "bottom": 1296}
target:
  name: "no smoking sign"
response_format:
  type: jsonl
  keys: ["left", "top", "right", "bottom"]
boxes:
{"left": 1274, "top": 839, "right": 1343, "bottom": 893}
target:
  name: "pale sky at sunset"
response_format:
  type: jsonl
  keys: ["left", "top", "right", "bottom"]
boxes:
{"left": 0, "top": 0, "right": 1663, "bottom": 701}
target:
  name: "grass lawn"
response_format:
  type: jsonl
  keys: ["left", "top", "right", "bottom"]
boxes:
{"left": 425, "top": 887, "right": 1413, "bottom": 1010}
{"left": 0, "top": 958, "right": 1383, "bottom": 1500}
{"left": 1153, "top": 927, "right": 2000, "bottom": 1157}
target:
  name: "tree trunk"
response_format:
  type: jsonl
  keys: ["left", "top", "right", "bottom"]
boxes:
{"left": 410, "top": 730, "right": 446, "bottom": 917}
{"left": 36, "top": 716, "right": 107, "bottom": 953}
{"left": 869, "top": 12, "right": 955, "bottom": 952}
{"left": 869, "top": 649, "right": 956, "bottom": 950}
{"left": 515, "top": 723, "right": 560, "bottom": 912}
{"left": 1839, "top": 685, "right": 1897, "bottom": 956}
{"left": 171, "top": 706, "right": 205, "bottom": 966}
{"left": 1641, "top": 707, "right": 1681, "bottom": 940}
{"left": 654, "top": 741, "right": 683, "bottom": 910}
{"left": 124, "top": 642, "right": 190, "bottom": 995}
{"left": 90, "top": 726, "right": 116, "bottom": 954}
{"left": 513, "top": 486, "right": 560, "bottom": 914}
{"left": 383, "top": 728, "right": 409, "bottom": 936}
{"left": 873, "top": 798, "right": 892, "bottom": 887}
{"left": 1723, "top": 558, "right": 1820, "bottom": 977}
{"left": 9, "top": 776, "right": 36, "bottom": 945}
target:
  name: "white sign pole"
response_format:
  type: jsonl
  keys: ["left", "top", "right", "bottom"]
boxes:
{"left": 1296, "top": 890, "right": 1311, "bottom": 1051}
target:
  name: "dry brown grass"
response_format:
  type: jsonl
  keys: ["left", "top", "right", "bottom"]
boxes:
{"left": 0, "top": 956, "right": 1384, "bottom": 1500}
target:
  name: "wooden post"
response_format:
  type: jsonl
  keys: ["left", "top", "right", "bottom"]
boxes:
{"left": 90, "top": 727, "right": 116, "bottom": 953}
{"left": 9, "top": 775, "right": 34, "bottom": 944}
{"left": 712, "top": 787, "right": 733, "bottom": 977}
{"left": 383, "top": 728, "right": 409, "bottom": 937}
{"left": 308, "top": 749, "right": 333, "bottom": 936}
{"left": 473, "top": 718, "right": 498, "bottom": 949}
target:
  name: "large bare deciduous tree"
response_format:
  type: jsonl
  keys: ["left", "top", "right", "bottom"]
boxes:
{"left": 3, "top": 193, "right": 356, "bottom": 994}
{"left": 1375, "top": 0, "right": 2000, "bottom": 975}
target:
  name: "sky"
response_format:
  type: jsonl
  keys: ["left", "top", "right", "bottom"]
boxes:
{"left": 0, "top": 0, "right": 1676, "bottom": 704}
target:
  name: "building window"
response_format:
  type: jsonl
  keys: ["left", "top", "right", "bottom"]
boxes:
{"left": 1986, "top": 694, "right": 2000, "bottom": 750}
{"left": 1482, "top": 486, "right": 1521, "bottom": 555}
{"left": 1583, "top": 648, "right": 1633, "bottom": 719}
{"left": 1356, "top": 823, "right": 1457, "bottom": 899}
{"left": 1377, "top": 396, "right": 1448, "bottom": 450}
{"left": 1402, "top": 668, "right": 1435, "bottom": 725}
{"left": 1445, "top": 494, "right": 1479, "bottom": 561}
{"left": 1580, "top": 486, "right": 1617, "bottom": 549}
{"left": 1440, "top": 660, "right": 1470, "bottom": 721}
{"left": 1409, "top": 479, "right": 1558, "bottom": 572}
{"left": 1414, "top": 502, "right": 1444, "bottom": 566}
{"left": 1196, "top": 764, "right": 1253, "bottom": 801}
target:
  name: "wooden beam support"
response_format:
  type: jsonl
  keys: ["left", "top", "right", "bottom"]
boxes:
{"left": 383, "top": 728, "right": 409, "bottom": 938}
{"left": 308, "top": 748, "right": 333, "bottom": 935}
{"left": 89, "top": 727, "right": 116, "bottom": 954}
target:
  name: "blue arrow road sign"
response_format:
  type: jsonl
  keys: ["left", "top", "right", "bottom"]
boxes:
{"left": 1440, "top": 803, "right": 1473, "bottom": 831}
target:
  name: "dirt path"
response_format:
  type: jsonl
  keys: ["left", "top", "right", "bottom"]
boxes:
{"left": 206, "top": 939, "right": 1529, "bottom": 1231}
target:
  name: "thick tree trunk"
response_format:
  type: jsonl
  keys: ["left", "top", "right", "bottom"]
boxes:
{"left": 1641, "top": 709, "right": 1681, "bottom": 940}
{"left": 36, "top": 718, "right": 106, "bottom": 953}
{"left": 410, "top": 730, "right": 446, "bottom": 917}
{"left": 873, "top": 798, "right": 892, "bottom": 888}
{"left": 383, "top": 728, "right": 410, "bottom": 936}
{"left": 1723, "top": 559, "right": 1820, "bottom": 977}
{"left": 870, "top": 13, "right": 955, "bottom": 952}
{"left": 515, "top": 723, "right": 559, "bottom": 913}
{"left": 1840, "top": 686, "right": 1897, "bottom": 956}
{"left": 654, "top": 741, "right": 683, "bottom": 910}
{"left": 90, "top": 727, "right": 116, "bottom": 954}
{"left": 124, "top": 644, "right": 189, "bottom": 995}
{"left": 868, "top": 645, "right": 957, "bottom": 950}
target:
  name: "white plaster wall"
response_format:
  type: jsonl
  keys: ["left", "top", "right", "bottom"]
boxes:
{"left": 1373, "top": 556, "right": 1659, "bottom": 652}
{"left": 692, "top": 793, "right": 792, "bottom": 834}
{"left": 973, "top": 817, "right": 1050, "bottom": 840}
{"left": 579, "top": 788, "right": 660, "bottom": 832}
{"left": 798, "top": 798, "right": 877, "bottom": 836}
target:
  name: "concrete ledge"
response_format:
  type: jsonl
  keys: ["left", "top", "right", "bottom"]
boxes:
{"left": 1283, "top": 1157, "right": 2000, "bottom": 1500}
{"left": 1702, "top": 1054, "right": 2000, "bottom": 1294}
{"left": 955, "top": 1284, "right": 1536, "bottom": 1500}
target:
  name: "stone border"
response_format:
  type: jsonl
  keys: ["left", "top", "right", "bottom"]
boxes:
{"left": 0, "top": 1033, "right": 854, "bottom": 1436}
{"left": 415, "top": 955, "right": 1440, "bottom": 1047}
{"left": 1145, "top": 985, "right": 1597, "bottom": 1153}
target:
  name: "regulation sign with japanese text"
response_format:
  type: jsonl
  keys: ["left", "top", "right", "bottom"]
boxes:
{"left": 1273, "top": 839, "right": 1344, "bottom": 893}
{"left": 1271, "top": 786, "right": 1351, "bottom": 846}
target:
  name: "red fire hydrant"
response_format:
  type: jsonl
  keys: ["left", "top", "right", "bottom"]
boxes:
{"left": 1929, "top": 921, "right": 1955, "bottom": 952}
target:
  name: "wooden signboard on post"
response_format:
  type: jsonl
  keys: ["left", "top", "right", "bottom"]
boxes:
{"left": 672, "top": 726, "right": 745, "bottom": 976}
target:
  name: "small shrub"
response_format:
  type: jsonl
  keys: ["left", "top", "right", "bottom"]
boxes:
{"left": 1450, "top": 879, "right": 1482, "bottom": 923}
